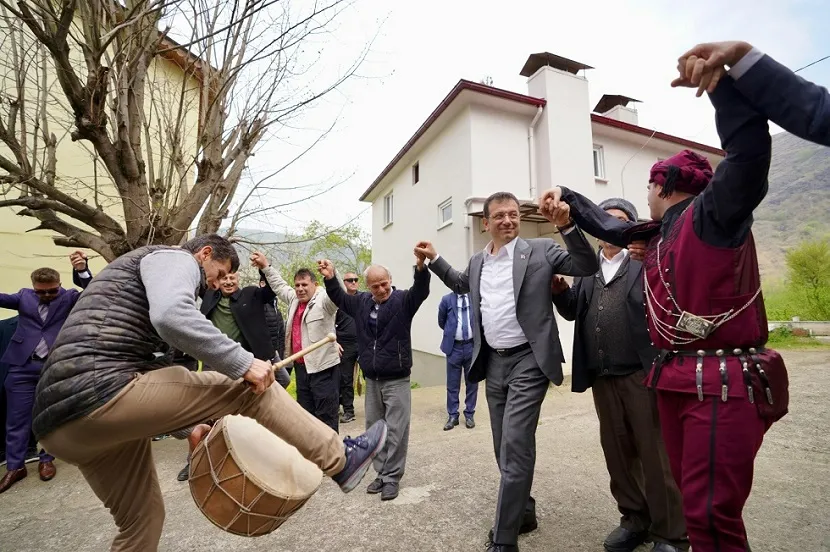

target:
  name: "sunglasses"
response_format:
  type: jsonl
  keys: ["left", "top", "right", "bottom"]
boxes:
{"left": 344, "top": 278, "right": 359, "bottom": 283}
{"left": 34, "top": 287, "right": 60, "bottom": 296}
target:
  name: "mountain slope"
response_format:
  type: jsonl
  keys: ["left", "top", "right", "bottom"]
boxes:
{"left": 753, "top": 132, "right": 830, "bottom": 281}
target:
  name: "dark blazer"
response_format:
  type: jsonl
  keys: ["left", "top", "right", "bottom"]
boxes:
{"left": 429, "top": 231, "right": 600, "bottom": 385}
{"left": 734, "top": 53, "right": 830, "bottom": 146}
{"left": 263, "top": 300, "right": 285, "bottom": 360}
{"left": 438, "top": 292, "right": 471, "bottom": 357}
{"left": 200, "top": 281, "right": 277, "bottom": 361}
{"left": 552, "top": 253, "right": 657, "bottom": 393}
{"left": 0, "top": 270, "right": 92, "bottom": 366}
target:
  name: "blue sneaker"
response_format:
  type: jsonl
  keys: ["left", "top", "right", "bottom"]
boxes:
{"left": 332, "top": 420, "right": 387, "bottom": 493}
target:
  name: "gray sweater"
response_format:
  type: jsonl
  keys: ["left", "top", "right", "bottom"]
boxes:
{"left": 140, "top": 250, "right": 254, "bottom": 380}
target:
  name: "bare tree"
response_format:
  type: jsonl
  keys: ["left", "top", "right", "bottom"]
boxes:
{"left": 0, "top": 0, "right": 371, "bottom": 261}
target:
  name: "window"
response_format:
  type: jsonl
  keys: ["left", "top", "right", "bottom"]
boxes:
{"left": 438, "top": 198, "right": 452, "bottom": 228}
{"left": 592, "top": 145, "right": 606, "bottom": 179}
{"left": 412, "top": 162, "right": 420, "bottom": 185}
{"left": 383, "top": 192, "right": 394, "bottom": 227}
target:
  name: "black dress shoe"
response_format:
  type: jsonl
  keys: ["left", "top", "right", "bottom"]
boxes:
{"left": 443, "top": 417, "right": 459, "bottom": 431}
{"left": 366, "top": 477, "right": 383, "bottom": 494}
{"left": 486, "top": 543, "right": 519, "bottom": 551}
{"left": 177, "top": 463, "right": 190, "bottom": 482}
{"left": 488, "top": 515, "right": 538, "bottom": 542}
{"left": 381, "top": 481, "right": 399, "bottom": 501}
{"left": 652, "top": 543, "right": 685, "bottom": 552}
{"left": 604, "top": 526, "right": 648, "bottom": 552}
{"left": 465, "top": 416, "right": 475, "bottom": 429}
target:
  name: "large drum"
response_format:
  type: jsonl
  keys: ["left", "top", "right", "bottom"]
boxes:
{"left": 189, "top": 415, "right": 323, "bottom": 536}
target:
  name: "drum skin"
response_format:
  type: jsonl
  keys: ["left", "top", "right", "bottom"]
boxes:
{"left": 189, "top": 415, "right": 323, "bottom": 536}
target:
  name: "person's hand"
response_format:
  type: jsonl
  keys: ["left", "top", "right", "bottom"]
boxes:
{"left": 549, "top": 202, "right": 571, "bottom": 227}
{"left": 550, "top": 276, "right": 569, "bottom": 296}
{"left": 671, "top": 41, "right": 752, "bottom": 97}
{"left": 538, "top": 187, "right": 563, "bottom": 217}
{"left": 187, "top": 424, "right": 212, "bottom": 454}
{"left": 243, "top": 358, "right": 275, "bottom": 394}
{"left": 337, "top": 343, "right": 344, "bottom": 357}
{"left": 413, "top": 241, "right": 437, "bottom": 261}
{"left": 628, "top": 240, "right": 647, "bottom": 261}
{"left": 250, "top": 251, "right": 269, "bottom": 269}
{"left": 317, "top": 259, "right": 335, "bottom": 279}
{"left": 415, "top": 253, "right": 426, "bottom": 271}
{"left": 69, "top": 250, "right": 88, "bottom": 271}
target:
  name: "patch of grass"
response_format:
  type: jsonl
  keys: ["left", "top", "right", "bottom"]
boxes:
{"left": 766, "top": 326, "right": 830, "bottom": 350}
{"left": 410, "top": 381, "right": 421, "bottom": 390}
{"left": 285, "top": 370, "right": 297, "bottom": 400}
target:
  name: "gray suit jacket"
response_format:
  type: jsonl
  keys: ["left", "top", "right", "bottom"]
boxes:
{"left": 428, "top": 230, "right": 600, "bottom": 384}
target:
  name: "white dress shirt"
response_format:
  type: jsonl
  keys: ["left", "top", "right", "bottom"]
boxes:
{"left": 480, "top": 238, "right": 526, "bottom": 348}
{"left": 599, "top": 248, "right": 628, "bottom": 284}
{"left": 454, "top": 294, "right": 471, "bottom": 341}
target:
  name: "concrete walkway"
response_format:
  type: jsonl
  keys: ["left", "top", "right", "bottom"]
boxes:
{"left": 1, "top": 351, "right": 828, "bottom": 551}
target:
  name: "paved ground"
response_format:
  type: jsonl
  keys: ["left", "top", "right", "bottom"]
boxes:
{"left": 1, "top": 350, "right": 828, "bottom": 551}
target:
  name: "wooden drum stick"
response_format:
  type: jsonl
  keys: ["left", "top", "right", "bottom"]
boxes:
{"left": 272, "top": 333, "right": 337, "bottom": 371}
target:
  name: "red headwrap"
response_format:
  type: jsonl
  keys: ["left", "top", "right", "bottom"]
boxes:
{"left": 649, "top": 149, "right": 713, "bottom": 197}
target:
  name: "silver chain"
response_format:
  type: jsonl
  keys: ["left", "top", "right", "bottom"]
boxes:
{"left": 646, "top": 218, "right": 763, "bottom": 344}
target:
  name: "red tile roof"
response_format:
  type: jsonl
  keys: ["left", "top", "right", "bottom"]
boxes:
{"left": 591, "top": 114, "right": 725, "bottom": 156}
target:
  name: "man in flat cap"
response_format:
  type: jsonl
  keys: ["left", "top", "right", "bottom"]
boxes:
{"left": 551, "top": 198, "right": 687, "bottom": 552}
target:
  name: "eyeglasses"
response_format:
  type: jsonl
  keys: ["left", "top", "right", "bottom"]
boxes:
{"left": 489, "top": 212, "right": 521, "bottom": 222}
{"left": 344, "top": 278, "right": 359, "bottom": 283}
{"left": 34, "top": 287, "right": 60, "bottom": 296}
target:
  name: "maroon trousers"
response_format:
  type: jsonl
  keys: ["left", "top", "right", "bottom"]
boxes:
{"left": 657, "top": 391, "right": 767, "bottom": 552}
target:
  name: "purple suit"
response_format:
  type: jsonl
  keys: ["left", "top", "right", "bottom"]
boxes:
{"left": 1, "top": 270, "right": 91, "bottom": 470}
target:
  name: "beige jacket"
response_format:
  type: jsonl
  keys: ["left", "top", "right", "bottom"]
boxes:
{"left": 263, "top": 266, "right": 340, "bottom": 374}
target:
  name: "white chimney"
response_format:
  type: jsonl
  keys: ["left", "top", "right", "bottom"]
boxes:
{"left": 593, "top": 94, "right": 641, "bottom": 126}
{"left": 522, "top": 52, "right": 595, "bottom": 200}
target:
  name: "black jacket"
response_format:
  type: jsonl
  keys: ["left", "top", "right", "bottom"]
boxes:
{"left": 552, "top": 255, "right": 657, "bottom": 393}
{"left": 263, "top": 300, "right": 285, "bottom": 360}
{"left": 201, "top": 282, "right": 278, "bottom": 362}
{"left": 325, "top": 267, "right": 430, "bottom": 380}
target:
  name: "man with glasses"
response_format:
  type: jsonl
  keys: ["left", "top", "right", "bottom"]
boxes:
{"left": 0, "top": 251, "right": 92, "bottom": 493}
{"left": 415, "top": 192, "right": 598, "bottom": 551}
{"left": 337, "top": 272, "right": 360, "bottom": 423}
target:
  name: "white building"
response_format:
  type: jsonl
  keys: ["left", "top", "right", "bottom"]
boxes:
{"left": 361, "top": 52, "right": 725, "bottom": 386}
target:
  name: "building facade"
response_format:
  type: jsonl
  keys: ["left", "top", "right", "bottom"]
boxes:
{"left": 362, "top": 52, "right": 725, "bottom": 386}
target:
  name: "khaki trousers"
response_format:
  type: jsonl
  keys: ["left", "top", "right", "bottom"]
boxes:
{"left": 41, "top": 366, "right": 345, "bottom": 552}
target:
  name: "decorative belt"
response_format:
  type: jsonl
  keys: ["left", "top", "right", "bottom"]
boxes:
{"left": 653, "top": 347, "right": 772, "bottom": 405}
{"left": 491, "top": 342, "right": 531, "bottom": 357}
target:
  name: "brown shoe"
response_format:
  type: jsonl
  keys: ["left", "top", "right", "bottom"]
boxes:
{"left": 0, "top": 467, "right": 27, "bottom": 493}
{"left": 38, "top": 461, "right": 56, "bottom": 481}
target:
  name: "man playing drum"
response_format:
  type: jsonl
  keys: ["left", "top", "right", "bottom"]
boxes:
{"left": 30, "top": 234, "right": 387, "bottom": 552}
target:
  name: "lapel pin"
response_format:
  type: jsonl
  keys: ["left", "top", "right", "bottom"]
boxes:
{"left": 520, "top": 254, "right": 526, "bottom": 260}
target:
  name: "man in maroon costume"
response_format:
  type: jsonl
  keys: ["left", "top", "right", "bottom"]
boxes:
{"left": 539, "top": 73, "right": 788, "bottom": 552}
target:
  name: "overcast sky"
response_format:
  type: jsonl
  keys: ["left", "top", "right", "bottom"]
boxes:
{"left": 237, "top": 0, "right": 830, "bottom": 236}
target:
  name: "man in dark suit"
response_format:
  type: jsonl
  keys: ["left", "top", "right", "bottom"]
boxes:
{"left": 438, "top": 292, "right": 477, "bottom": 431}
{"left": 0, "top": 251, "right": 92, "bottom": 492}
{"left": 551, "top": 198, "right": 687, "bottom": 552}
{"left": 415, "top": 191, "right": 599, "bottom": 551}
{"left": 671, "top": 40, "right": 830, "bottom": 147}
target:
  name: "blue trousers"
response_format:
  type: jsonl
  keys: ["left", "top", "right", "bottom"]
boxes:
{"left": 5, "top": 360, "right": 53, "bottom": 470}
{"left": 446, "top": 341, "right": 477, "bottom": 419}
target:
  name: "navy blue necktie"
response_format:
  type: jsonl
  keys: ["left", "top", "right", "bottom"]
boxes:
{"left": 461, "top": 295, "right": 469, "bottom": 341}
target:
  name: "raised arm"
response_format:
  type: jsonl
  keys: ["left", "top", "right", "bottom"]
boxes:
{"left": 403, "top": 261, "right": 431, "bottom": 317}
{"left": 543, "top": 188, "right": 634, "bottom": 248}
{"left": 69, "top": 250, "right": 93, "bottom": 290}
{"left": 694, "top": 74, "right": 772, "bottom": 245}
{"left": 261, "top": 265, "right": 297, "bottom": 306}
{"left": 140, "top": 250, "right": 254, "bottom": 381}
{"left": 319, "top": 260, "right": 361, "bottom": 317}
{"left": 673, "top": 41, "right": 830, "bottom": 147}
{"left": 0, "top": 291, "right": 21, "bottom": 310}
{"left": 414, "top": 241, "right": 471, "bottom": 294}
{"left": 545, "top": 228, "right": 600, "bottom": 277}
